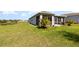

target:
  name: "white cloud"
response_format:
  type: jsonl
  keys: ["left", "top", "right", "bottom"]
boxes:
{"left": 2, "top": 11, "right": 17, "bottom": 14}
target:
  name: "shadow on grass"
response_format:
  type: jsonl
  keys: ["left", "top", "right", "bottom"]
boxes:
{"left": 59, "top": 31, "right": 79, "bottom": 42}
{"left": 37, "top": 26, "right": 47, "bottom": 29}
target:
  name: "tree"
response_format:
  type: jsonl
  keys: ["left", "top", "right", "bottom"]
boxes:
{"left": 41, "top": 17, "right": 50, "bottom": 28}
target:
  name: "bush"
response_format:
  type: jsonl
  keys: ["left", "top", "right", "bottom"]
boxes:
{"left": 0, "top": 20, "right": 7, "bottom": 23}
{"left": 0, "top": 20, "right": 7, "bottom": 25}
{"left": 66, "top": 19, "right": 74, "bottom": 26}
{"left": 0, "top": 20, "right": 19, "bottom": 25}
{"left": 41, "top": 17, "right": 50, "bottom": 28}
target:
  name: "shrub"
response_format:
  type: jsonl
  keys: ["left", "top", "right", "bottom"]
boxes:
{"left": 0, "top": 20, "right": 7, "bottom": 25}
{"left": 66, "top": 19, "right": 74, "bottom": 26}
{"left": 0, "top": 20, "right": 19, "bottom": 25}
{"left": 41, "top": 17, "right": 50, "bottom": 28}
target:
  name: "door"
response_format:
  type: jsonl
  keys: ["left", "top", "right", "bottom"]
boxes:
{"left": 36, "top": 16, "right": 40, "bottom": 25}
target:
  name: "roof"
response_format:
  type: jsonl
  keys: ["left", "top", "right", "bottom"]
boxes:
{"left": 64, "top": 13, "right": 79, "bottom": 16}
{"left": 38, "top": 11, "right": 54, "bottom": 15}
{"left": 29, "top": 11, "right": 55, "bottom": 19}
{"left": 55, "top": 15, "right": 66, "bottom": 18}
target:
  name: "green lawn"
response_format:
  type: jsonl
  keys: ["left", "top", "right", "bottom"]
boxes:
{"left": 0, "top": 22, "right": 79, "bottom": 47}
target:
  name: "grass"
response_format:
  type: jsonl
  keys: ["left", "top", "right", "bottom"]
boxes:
{"left": 0, "top": 22, "right": 79, "bottom": 47}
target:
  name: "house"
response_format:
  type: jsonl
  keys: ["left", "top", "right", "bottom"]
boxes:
{"left": 64, "top": 13, "right": 79, "bottom": 23}
{"left": 28, "top": 11, "right": 66, "bottom": 26}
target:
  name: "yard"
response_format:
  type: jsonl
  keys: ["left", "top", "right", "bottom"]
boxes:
{"left": 0, "top": 22, "right": 79, "bottom": 47}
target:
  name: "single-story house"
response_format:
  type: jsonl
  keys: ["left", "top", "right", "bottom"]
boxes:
{"left": 28, "top": 11, "right": 66, "bottom": 26}
{"left": 64, "top": 13, "right": 79, "bottom": 23}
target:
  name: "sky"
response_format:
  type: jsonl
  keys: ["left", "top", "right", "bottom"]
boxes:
{"left": 0, "top": 0, "right": 79, "bottom": 11}
{"left": 0, "top": 11, "right": 72, "bottom": 20}
{"left": 0, "top": 0, "right": 79, "bottom": 20}
{"left": 0, "top": 11, "right": 36, "bottom": 20}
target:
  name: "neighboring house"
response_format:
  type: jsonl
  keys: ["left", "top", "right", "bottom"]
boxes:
{"left": 28, "top": 11, "right": 66, "bottom": 26}
{"left": 64, "top": 13, "right": 79, "bottom": 23}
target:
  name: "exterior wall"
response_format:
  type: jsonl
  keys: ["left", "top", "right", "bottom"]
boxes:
{"left": 54, "top": 17, "right": 65, "bottom": 24}
{"left": 52, "top": 16, "right": 55, "bottom": 26}
{"left": 39, "top": 15, "right": 43, "bottom": 23}
{"left": 40, "top": 15, "right": 43, "bottom": 20}
{"left": 29, "top": 14, "right": 66, "bottom": 26}
{"left": 63, "top": 17, "right": 66, "bottom": 23}
{"left": 54, "top": 17, "right": 58, "bottom": 24}
{"left": 29, "top": 16, "right": 36, "bottom": 25}
{"left": 61, "top": 18, "right": 64, "bottom": 22}
{"left": 39, "top": 15, "right": 43, "bottom": 26}
{"left": 66, "top": 16, "right": 79, "bottom": 23}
